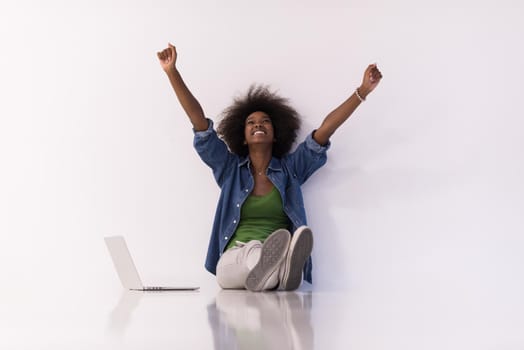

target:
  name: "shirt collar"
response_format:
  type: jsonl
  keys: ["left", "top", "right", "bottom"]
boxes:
{"left": 238, "top": 156, "right": 282, "bottom": 172}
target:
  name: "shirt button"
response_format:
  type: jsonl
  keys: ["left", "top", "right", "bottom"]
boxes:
{"left": 224, "top": 236, "right": 228, "bottom": 240}
{"left": 245, "top": 189, "right": 249, "bottom": 192}
{"left": 233, "top": 220, "right": 237, "bottom": 224}
{"left": 236, "top": 204, "right": 240, "bottom": 207}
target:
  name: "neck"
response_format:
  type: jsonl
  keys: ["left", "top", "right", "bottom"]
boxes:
{"left": 248, "top": 148, "right": 272, "bottom": 175}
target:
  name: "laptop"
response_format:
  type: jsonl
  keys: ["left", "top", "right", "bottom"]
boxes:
{"left": 104, "top": 236, "right": 199, "bottom": 291}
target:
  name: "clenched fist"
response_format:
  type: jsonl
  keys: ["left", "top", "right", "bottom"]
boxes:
{"left": 157, "top": 43, "right": 177, "bottom": 73}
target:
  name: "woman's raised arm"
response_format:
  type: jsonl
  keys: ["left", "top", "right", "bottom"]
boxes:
{"left": 157, "top": 43, "right": 209, "bottom": 131}
{"left": 313, "top": 64, "right": 383, "bottom": 146}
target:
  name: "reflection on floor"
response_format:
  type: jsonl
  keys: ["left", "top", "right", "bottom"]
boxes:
{"left": 104, "top": 288, "right": 315, "bottom": 350}
{"left": 57, "top": 282, "right": 523, "bottom": 350}
{"left": 105, "top": 290, "right": 143, "bottom": 338}
{"left": 209, "top": 290, "right": 313, "bottom": 350}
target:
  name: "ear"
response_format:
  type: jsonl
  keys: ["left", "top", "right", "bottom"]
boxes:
{"left": 243, "top": 140, "right": 247, "bottom": 145}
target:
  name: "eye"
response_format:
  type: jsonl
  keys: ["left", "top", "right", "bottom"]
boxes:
{"left": 246, "top": 120, "right": 255, "bottom": 125}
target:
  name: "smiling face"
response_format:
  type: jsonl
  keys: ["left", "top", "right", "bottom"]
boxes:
{"left": 244, "top": 111, "right": 275, "bottom": 147}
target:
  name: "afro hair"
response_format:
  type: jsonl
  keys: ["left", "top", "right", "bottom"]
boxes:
{"left": 217, "top": 84, "right": 301, "bottom": 158}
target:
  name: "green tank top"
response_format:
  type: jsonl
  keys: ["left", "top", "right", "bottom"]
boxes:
{"left": 226, "top": 186, "right": 290, "bottom": 250}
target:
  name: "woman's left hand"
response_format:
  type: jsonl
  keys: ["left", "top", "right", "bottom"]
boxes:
{"left": 359, "top": 64, "right": 383, "bottom": 99}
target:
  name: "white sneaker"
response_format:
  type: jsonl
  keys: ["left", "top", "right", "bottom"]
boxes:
{"left": 278, "top": 226, "right": 313, "bottom": 291}
{"left": 245, "top": 229, "right": 291, "bottom": 292}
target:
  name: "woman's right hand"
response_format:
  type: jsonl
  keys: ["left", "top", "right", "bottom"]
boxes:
{"left": 157, "top": 43, "right": 177, "bottom": 73}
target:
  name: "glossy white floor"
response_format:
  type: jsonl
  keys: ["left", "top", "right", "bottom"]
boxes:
{"left": 3, "top": 276, "right": 524, "bottom": 350}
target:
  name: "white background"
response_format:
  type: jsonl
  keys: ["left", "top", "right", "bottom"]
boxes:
{"left": 1, "top": 0, "right": 524, "bottom": 347}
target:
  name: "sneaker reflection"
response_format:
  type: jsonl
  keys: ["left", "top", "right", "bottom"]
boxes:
{"left": 208, "top": 290, "right": 313, "bottom": 350}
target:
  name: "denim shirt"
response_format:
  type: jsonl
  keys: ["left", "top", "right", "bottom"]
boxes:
{"left": 193, "top": 119, "right": 330, "bottom": 283}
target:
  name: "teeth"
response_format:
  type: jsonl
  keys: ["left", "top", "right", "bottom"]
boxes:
{"left": 254, "top": 131, "right": 265, "bottom": 135}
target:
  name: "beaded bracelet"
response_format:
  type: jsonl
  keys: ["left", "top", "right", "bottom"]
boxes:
{"left": 355, "top": 88, "right": 365, "bottom": 102}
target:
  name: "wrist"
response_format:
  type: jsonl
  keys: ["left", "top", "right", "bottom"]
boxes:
{"left": 165, "top": 66, "right": 179, "bottom": 77}
{"left": 357, "top": 85, "right": 371, "bottom": 99}
{"left": 354, "top": 87, "right": 367, "bottom": 102}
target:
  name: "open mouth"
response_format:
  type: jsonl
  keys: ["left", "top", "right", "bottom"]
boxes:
{"left": 253, "top": 130, "right": 266, "bottom": 135}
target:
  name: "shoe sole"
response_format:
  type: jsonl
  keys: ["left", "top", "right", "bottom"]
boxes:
{"left": 245, "top": 229, "right": 290, "bottom": 292}
{"left": 280, "top": 227, "right": 313, "bottom": 291}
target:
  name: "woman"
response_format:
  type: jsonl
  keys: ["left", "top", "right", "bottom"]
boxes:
{"left": 157, "top": 43, "right": 382, "bottom": 292}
